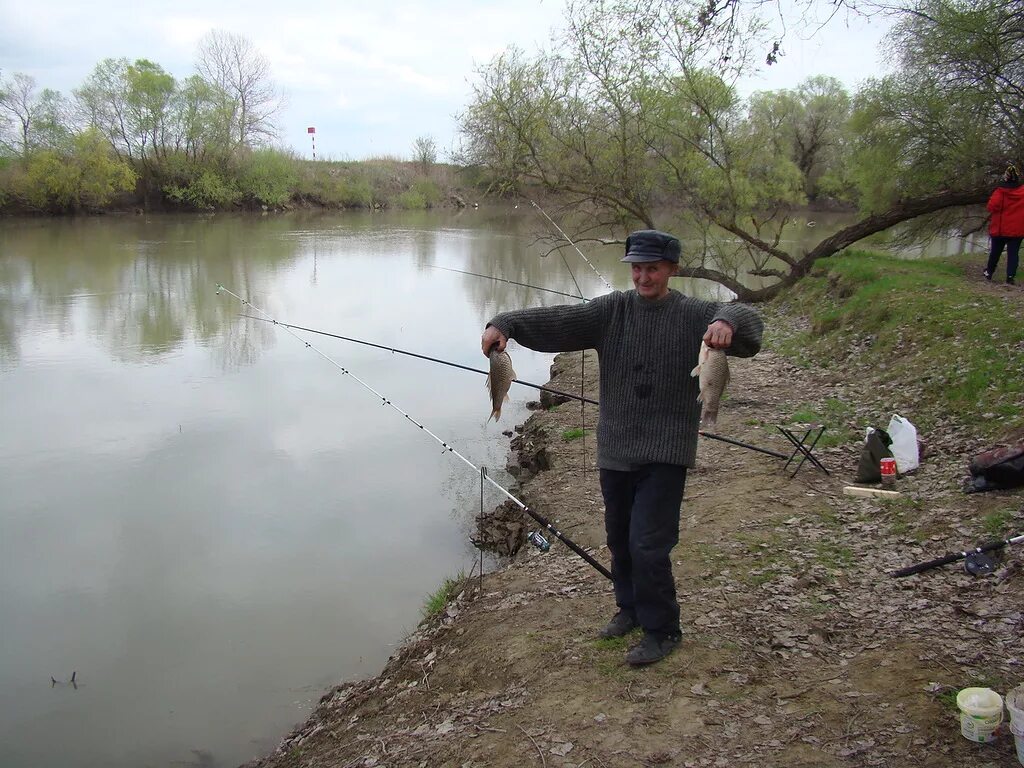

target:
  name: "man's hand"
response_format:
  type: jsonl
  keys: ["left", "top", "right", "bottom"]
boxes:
{"left": 481, "top": 325, "right": 507, "bottom": 357}
{"left": 703, "top": 320, "right": 734, "bottom": 349}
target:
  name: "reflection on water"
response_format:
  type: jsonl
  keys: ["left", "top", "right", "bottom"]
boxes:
{"left": 0, "top": 210, "right": 586, "bottom": 768}
{"left": 0, "top": 208, "right": 985, "bottom": 768}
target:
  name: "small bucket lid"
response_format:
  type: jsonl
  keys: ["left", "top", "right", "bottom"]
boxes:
{"left": 956, "top": 687, "right": 1003, "bottom": 715}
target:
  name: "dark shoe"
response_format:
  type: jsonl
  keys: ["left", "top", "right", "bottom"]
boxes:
{"left": 1008, "top": 276, "right": 1016, "bottom": 285}
{"left": 625, "top": 631, "right": 680, "bottom": 666}
{"left": 983, "top": 269, "right": 992, "bottom": 280}
{"left": 598, "top": 610, "right": 637, "bottom": 639}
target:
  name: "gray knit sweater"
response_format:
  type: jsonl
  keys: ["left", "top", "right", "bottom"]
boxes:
{"left": 488, "top": 289, "right": 763, "bottom": 469}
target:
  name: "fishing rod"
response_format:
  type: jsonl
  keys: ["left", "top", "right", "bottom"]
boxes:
{"left": 219, "top": 285, "right": 612, "bottom": 581}
{"left": 239, "top": 314, "right": 601, "bottom": 406}
{"left": 428, "top": 265, "right": 589, "bottom": 302}
{"left": 892, "top": 533, "right": 1024, "bottom": 578}
{"left": 242, "top": 315, "right": 788, "bottom": 461}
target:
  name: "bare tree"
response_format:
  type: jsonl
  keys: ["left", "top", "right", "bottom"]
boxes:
{"left": 194, "top": 29, "right": 283, "bottom": 148}
{"left": 412, "top": 135, "right": 438, "bottom": 174}
{"left": 0, "top": 72, "right": 40, "bottom": 157}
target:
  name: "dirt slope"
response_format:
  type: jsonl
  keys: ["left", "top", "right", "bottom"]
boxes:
{"left": 246, "top": 302, "right": 1023, "bottom": 768}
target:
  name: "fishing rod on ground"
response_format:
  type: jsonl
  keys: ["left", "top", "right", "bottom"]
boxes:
{"left": 240, "top": 315, "right": 789, "bottom": 461}
{"left": 219, "top": 285, "right": 612, "bottom": 582}
{"left": 892, "top": 533, "right": 1024, "bottom": 578}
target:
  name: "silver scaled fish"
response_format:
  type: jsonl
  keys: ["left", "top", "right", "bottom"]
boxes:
{"left": 486, "top": 349, "right": 517, "bottom": 422}
{"left": 690, "top": 341, "right": 729, "bottom": 428}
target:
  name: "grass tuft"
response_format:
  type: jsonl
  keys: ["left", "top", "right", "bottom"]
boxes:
{"left": 421, "top": 573, "right": 465, "bottom": 619}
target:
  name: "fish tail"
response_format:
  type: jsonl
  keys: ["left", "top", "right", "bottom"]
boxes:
{"left": 701, "top": 406, "right": 719, "bottom": 428}
{"left": 490, "top": 407, "right": 501, "bottom": 422}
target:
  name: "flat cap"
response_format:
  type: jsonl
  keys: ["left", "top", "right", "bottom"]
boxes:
{"left": 621, "top": 230, "right": 681, "bottom": 264}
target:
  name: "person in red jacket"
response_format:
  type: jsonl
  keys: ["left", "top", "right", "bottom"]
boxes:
{"left": 985, "top": 164, "right": 1024, "bottom": 285}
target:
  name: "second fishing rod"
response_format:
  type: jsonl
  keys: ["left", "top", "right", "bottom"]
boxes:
{"left": 242, "top": 315, "right": 788, "bottom": 461}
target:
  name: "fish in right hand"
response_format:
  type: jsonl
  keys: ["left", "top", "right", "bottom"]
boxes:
{"left": 486, "top": 348, "right": 516, "bottom": 422}
{"left": 690, "top": 341, "right": 729, "bottom": 428}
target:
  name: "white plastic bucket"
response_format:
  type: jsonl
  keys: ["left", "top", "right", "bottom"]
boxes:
{"left": 1008, "top": 684, "right": 1024, "bottom": 728}
{"left": 956, "top": 687, "right": 1003, "bottom": 743}
{"left": 1011, "top": 721, "right": 1024, "bottom": 767}
{"left": 1007, "top": 685, "right": 1024, "bottom": 765}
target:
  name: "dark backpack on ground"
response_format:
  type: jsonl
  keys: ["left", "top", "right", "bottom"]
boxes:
{"left": 965, "top": 441, "right": 1024, "bottom": 493}
{"left": 856, "top": 428, "right": 893, "bottom": 484}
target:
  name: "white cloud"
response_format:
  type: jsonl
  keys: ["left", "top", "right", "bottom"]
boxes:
{"left": 0, "top": 0, "right": 890, "bottom": 160}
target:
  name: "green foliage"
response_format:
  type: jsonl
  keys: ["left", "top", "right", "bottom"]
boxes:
{"left": 237, "top": 148, "right": 296, "bottom": 206}
{"left": 849, "top": 0, "right": 1022, "bottom": 212}
{"left": 164, "top": 167, "right": 238, "bottom": 209}
{"left": 561, "top": 427, "right": 587, "bottom": 441}
{"left": 421, "top": 573, "right": 465, "bottom": 619}
{"left": 21, "top": 128, "right": 136, "bottom": 212}
{"left": 396, "top": 178, "right": 442, "bottom": 210}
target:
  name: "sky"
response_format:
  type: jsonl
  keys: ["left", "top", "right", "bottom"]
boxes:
{"left": 0, "top": 0, "right": 895, "bottom": 161}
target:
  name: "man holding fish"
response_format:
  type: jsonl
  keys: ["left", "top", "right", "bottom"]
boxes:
{"left": 481, "top": 230, "right": 762, "bottom": 666}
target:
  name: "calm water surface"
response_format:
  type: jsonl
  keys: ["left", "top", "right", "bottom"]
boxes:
{"left": 0, "top": 208, "right": 983, "bottom": 768}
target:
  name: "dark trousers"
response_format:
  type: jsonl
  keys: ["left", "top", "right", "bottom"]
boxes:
{"left": 987, "top": 236, "right": 1022, "bottom": 280}
{"left": 599, "top": 464, "right": 687, "bottom": 637}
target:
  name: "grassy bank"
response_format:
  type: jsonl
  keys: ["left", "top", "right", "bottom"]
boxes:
{"left": 768, "top": 249, "right": 1023, "bottom": 438}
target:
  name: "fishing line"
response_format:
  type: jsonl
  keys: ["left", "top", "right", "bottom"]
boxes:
{"left": 528, "top": 199, "right": 615, "bottom": 292}
{"left": 238, "top": 314, "right": 599, "bottom": 405}
{"left": 218, "top": 284, "right": 611, "bottom": 581}
{"left": 428, "top": 265, "right": 589, "bottom": 302}
{"left": 527, "top": 199, "right": 596, "bottom": 478}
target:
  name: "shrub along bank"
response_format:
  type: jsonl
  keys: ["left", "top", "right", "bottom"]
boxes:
{"left": 0, "top": 146, "right": 479, "bottom": 214}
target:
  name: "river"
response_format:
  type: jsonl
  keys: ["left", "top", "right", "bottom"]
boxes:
{"left": 0, "top": 207, "right": 985, "bottom": 768}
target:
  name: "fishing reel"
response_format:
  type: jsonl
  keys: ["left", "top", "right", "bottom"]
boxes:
{"left": 964, "top": 551, "right": 997, "bottom": 576}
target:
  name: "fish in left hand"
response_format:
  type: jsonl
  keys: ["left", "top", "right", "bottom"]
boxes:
{"left": 690, "top": 341, "right": 729, "bottom": 428}
{"left": 486, "top": 348, "right": 516, "bottom": 422}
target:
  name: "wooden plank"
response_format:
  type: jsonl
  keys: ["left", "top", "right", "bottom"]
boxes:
{"left": 843, "top": 485, "right": 902, "bottom": 498}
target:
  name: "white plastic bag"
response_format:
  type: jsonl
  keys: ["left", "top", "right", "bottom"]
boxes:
{"left": 887, "top": 413, "right": 919, "bottom": 474}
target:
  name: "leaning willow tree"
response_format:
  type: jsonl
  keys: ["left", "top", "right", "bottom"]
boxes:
{"left": 458, "top": 0, "right": 1023, "bottom": 301}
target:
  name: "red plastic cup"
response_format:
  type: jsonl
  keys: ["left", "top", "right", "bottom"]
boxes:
{"left": 880, "top": 457, "right": 897, "bottom": 485}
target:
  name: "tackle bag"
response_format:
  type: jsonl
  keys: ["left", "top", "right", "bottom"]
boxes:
{"left": 887, "top": 414, "right": 920, "bottom": 474}
{"left": 964, "top": 441, "right": 1024, "bottom": 493}
{"left": 856, "top": 427, "right": 893, "bottom": 484}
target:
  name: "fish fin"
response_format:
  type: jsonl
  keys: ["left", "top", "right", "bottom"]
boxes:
{"left": 484, "top": 374, "right": 491, "bottom": 389}
{"left": 690, "top": 364, "right": 701, "bottom": 377}
{"left": 490, "top": 408, "right": 501, "bottom": 422}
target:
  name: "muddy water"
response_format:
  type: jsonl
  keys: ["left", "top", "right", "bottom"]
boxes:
{"left": 0, "top": 208, "right": 982, "bottom": 768}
